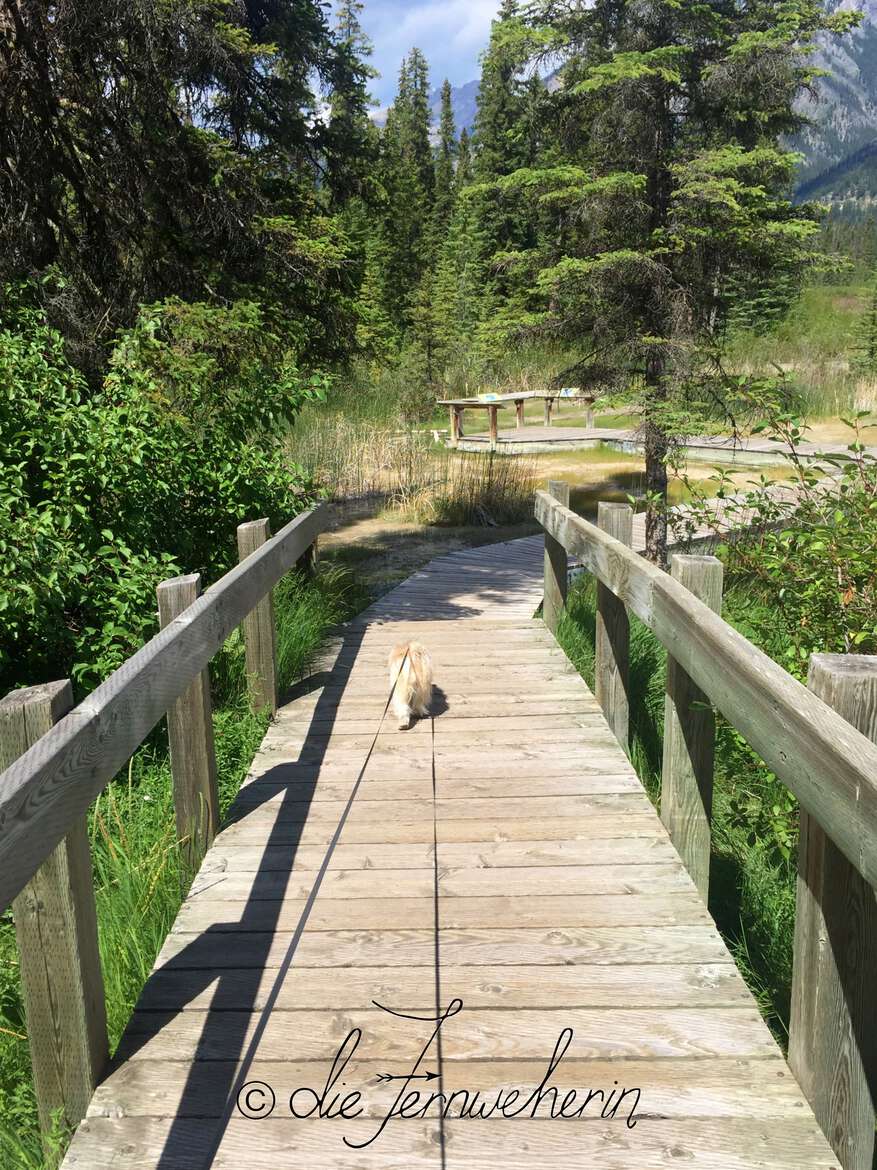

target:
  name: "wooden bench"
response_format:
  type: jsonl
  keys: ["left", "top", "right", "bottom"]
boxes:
{"left": 438, "top": 392, "right": 598, "bottom": 447}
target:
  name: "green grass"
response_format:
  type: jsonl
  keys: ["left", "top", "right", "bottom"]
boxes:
{"left": 0, "top": 565, "right": 368, "bottom": 1168}
{"left": 725, "top": 283, "right": 872, "bottom": 418}
{"left": 557, "top": 575, "right": 799, "bottom": 1041}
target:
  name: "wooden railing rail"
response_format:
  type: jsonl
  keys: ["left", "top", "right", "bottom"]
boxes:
{"left": 536, "top": 484, "right": 877, "bottom": 1170}
{"left": 0, "top": 501, "right": 327, "bottom": 1157}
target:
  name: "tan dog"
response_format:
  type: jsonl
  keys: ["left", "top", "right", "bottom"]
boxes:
{"left": 387, "top": 642, "right": 433, "bottom": 730}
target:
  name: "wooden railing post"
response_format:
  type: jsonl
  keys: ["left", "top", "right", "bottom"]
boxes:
{"left": 157, "top": 574, "right": 219, "bottom": 869}
{"left": 789, "top": 653, "right": 877, "bottom": 1170}
{"left": 595, "top": 501, "right": 633, "bottom": 752}
{"left": 515, "top": 399, "right": 524, "bottom": 429}
{"left": 542, "top": 480, "right": 570, "bottom": 634}
{"left": 237, "top": 519, "right": 279, "bottom": 715}
{"left": 488, "top": 404, "right": 498, "bottom": 450}
{"left": 0, "top": 683, "right": 108, "bottom": 1160}
{"left": 660, "top": 554, "right": 724, "bottom": 901}
{"left": 450, "top": 406, "right": 460, "bottom": 447}
{"left": 543, "top": 398, "right": 553, "bottom": 427}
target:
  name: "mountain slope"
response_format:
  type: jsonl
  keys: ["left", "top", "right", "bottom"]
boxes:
{"left": 386, "top": 3, "right": 877, "bottom": 207}
{"left": 795, "top": 0, "right": 877, "bottom": 196}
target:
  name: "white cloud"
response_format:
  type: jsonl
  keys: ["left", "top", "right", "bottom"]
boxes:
{"left": 359, "top": 0, "right": 499, "bottom": 101}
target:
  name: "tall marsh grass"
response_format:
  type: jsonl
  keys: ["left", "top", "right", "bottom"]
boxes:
{"left": 399, "top": 450, "right": 538, "bottom": 528}
{"left": 725, "top": 283, "right": 872, "bottom": 418}
{"left": 290, "top": 406, "right": 538, "bottom": 530}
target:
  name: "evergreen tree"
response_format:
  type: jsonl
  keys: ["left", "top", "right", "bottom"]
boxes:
{"left": 433, "top": 80, "right": 458, "bottom": 238}
{"left": 472, "top": 0, "right": 525, "bottom": 181}
{"left": 0, "top": 0, "right": 362, "bottom": 375}
{"left": 325, "top": 0, "right": 379, "bottom": 206}
{"left": 488, "top": 0, "right": 856, "bottom": 562}
{"left": 375, "top": 50, "right": 436, "bottom": 331}
{"left": 457, "top": 129, "right": 474, "bottom": 187}
{"left": 396, "top": 49, "right": 435, "bottom": 202}
{"left": 463, "top": 0, "right": 537, "bottom": 352}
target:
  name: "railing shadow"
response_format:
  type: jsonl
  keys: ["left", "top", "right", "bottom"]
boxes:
{"left": 109, "top": 625, "right": 368, "bottom": 1167}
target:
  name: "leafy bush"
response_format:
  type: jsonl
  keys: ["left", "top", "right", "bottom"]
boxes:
{"left": 677, "top": 412, "right": 877, "bottom": 674}
{"left": 0, "top": 300, "right": 325, "bottom": 691}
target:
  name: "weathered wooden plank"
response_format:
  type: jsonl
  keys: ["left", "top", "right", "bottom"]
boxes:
{"left": 187, "top": 867, "right": 435, "bottom": 901}
{"left": 156, "top": 925, "right": 731, "bottom": 969}
{"left": 262, "top": 725, "right": 615, "bottom": 754}
{"left": 87, "top": 1053, "right": 813, "bottom": 1123}
{"left": 0, "top": 502, "right": 328, "bottom": 911}
{"left": 113, "top": 1005, "right": 778, "bottom": 1065}
{"left": 63, "top": 1117, "right": 439, "bottom": 1170}
{"left": 204, "top": 828, "right": 673, "bottom": 875}
{"left": 436, "top": 836, "right": 679, "bottom": 868}
{"left": 594, "top": 501, "right": 633, "bottom": 752}
{"left": 201, "top": 842, "right": 436, "bottom": 872}
{"left": 174, "top": 891, "right": 709, "bottom": 933}
{"left": 535, "top": 489, "right": 877, "bottom": 887}
{"left": 441, "top": 1119, "right": 839, "bottom": 1169}
{"left": 660, "top": 554, "right": 723, "bottom": 901}
{"left": 276, "top": 699, "right": 601, "bottom": 722}
{"left": 225, "top": 793, "right": 650, "bottom": 823}
{"left": 157, "top": 573, "right": 219, "bottom": 869}
{"left": 789, "top": 653, "right": 877, "bottom": 1170}
{"left": 438, "top": 862, "right": 690, "bottom": 897}
{"left": 186, "top": 862, "right": 689, "bottom": 903}
{"left": 134, "top": 961, "right": 747, "bottom": 1013}
{"left": 66, "top": 1115, "right": 840, "bottom": 1170}
{"left": 1, "top": 683, "right": 108, "bottom": 1156}
{"left": 543, "top": 480, "right": 570, "bottom": 633}
{"left": 231, "top": 775, "right": 639, "bottom": 805}
{"left": 218, "top": 812, "right": 665, "bottom": 847}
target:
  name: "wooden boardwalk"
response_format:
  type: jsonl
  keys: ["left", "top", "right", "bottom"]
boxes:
{"left": 454, "top": 423, "right": 877, "bottom": 465}
{"left": 63, "top": 537, "right": 840, "bottom": 1169}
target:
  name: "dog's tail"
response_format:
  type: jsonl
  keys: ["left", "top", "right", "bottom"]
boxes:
{"left": 388, "top": 642, "right": 432, "bottom": 703}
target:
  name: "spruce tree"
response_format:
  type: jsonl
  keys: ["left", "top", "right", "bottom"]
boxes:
{"left": 0, "top": 0, "right": 361, "bottom": 375}
{"left": 464, "top": 0, "right": 536, "bottom": 353}
{"left": 457, "top": 129, "right": 474, "bottom": 187}
{"left": 376, "top": 50, "right": 436, "bottom": 332}
{"left": 433, "top": 80, "right": 458, "bottom": 239}
{"left": 326, "top": 0, "right": 379, "bottom": 206}
{"left": 488, "top": 0, "right": 856, "bottom": 562}
{"left": 472, "top": 0, "right": 525, "bottom": 182}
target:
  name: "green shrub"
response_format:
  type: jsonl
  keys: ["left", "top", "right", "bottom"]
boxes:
{"left": 678, "top": 412, "right": 877, "bottom": 673}
{"left": 0, "top": 301, "right": 325, "bottom": 691}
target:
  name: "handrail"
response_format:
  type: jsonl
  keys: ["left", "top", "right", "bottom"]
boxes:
{"left": 535, "top": 488, "right": 877, "bottom": 888}
{"left": 0, "top": 501, "right": 328, "bottom": 913}
{"left": 536, "top": 484, "right": 877, "bottom": 1170}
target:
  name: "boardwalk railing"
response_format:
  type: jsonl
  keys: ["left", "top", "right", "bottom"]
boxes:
{"left": 537, "top": 483, "right": 877, "bottom": 1170}
{"left": 0, "top": 503, "right": 327, "bottom": 1157}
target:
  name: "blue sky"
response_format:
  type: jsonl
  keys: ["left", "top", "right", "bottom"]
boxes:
{"left": 349, "top": 0, "right": 500, "bottom": 104}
